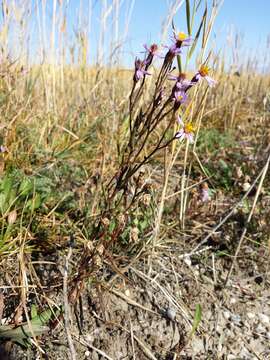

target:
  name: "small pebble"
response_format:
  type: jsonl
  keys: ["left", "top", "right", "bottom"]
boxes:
{"left": 230, "top": 314, "right": 241, "bottom": 325}
{"left": 223, "top": 311, "right": 231, "bottom": 320}
{"left": 166, "top": 307, "right": 176, "bottom": 321}
{"left": 183, "top": 256, "right": 191, "bottom": 267}
{"left": 242, "top": 182, "right": 251, "bottom": 192}
{"left": 256, "top": 323, "right": 265, "bottom": 333}
{"left": 247, "top": 312, "right": 256, "bottom": 320}
{"left": 124, "top": 289, "right": 131, "bottom": 297}
{"left": 258, "top": 313, "right": 270, "bottom": 325}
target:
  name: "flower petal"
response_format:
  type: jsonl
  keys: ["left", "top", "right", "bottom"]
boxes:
{"left": 205, "top": 75, "right": 217, "bottom": 87}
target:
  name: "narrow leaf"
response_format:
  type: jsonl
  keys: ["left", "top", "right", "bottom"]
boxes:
{"left": 190, "top": 303, "right": 202, "bottom": 336}
{"left": 188, "top": 5, "right": 207, "bottom": 59}
{"left": 186, "top": 0, "right": 191, "bottom": 35}
{"left": 177, "top": 55, "right": 182, "bottom": 73}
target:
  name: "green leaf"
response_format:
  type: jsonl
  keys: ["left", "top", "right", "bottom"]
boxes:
{"left": 0, "top": 323, "right": 49, "bottom": 347}
{"left": 108, "top": 220, "right": 116, "bottom": 233}
{"left": 0, "top": 176, "right": 13, "bottom": 213}
{"left": 190, "top": 304, "right": 202, "bottom": 336}
{"left": 31, "top": 307, "right": 58, "bottom": 326}
{"left": 30, "top": 304, "right": 38, "bottom": 319}
{"left": 0, "top": 307, "right": 61, "bottom": 348}
{"left": 26, "top": 193, "right": 42, "bottom": 211}
{"left": 0, "top": 193, "right": 6, "bottom": 214}
{"left": 139, "top": 219, "right": 148, "bottom": 231}
{"left": 19, "top": 178, "right": 33, "bottom": 197}
{"left": 186, "top": 0, "right": 191, "bottom": 35}
{"left": 2, "top": 177, "right": 12, "bottom": 198}
{"left": 177, "top": 55, "right": 182, "bottom": 73}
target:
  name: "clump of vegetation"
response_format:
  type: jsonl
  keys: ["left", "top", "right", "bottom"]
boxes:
{"left": 0, "top": 0, "right": 269, "bottom": 358}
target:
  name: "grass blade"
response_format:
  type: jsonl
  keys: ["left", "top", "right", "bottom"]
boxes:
{"left": 190, "top": 303, "right": 202, "bottom": 336}
{"left": 186, "top": 0, "right": 191, "bottom": 35}
{"left": 188, "top": 4, "right": 207, "bottom": 59}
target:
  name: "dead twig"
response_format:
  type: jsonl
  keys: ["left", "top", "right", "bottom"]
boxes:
{"left": 63, "top": 246, "right": 77, "bottom": 360}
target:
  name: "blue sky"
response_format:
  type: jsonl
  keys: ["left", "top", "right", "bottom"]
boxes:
{"left": 129, "top": 0, "right": 270, "bottom": 45}
{"left": 2, "top": 0, "right": 270, "bottom": 70}
{"left": 125, "top": 0, "right": 270, "bottom": 68}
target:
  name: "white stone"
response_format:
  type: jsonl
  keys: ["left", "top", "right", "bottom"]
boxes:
{"left": 223, "top": 311, "right": 231, "bottom": 320}
{"left": 183, "top": 256, "right": 192, "bottom": 267}
{"left": 247, "top": 312, "right": 256, "bottom": 320}
{"left": 258, "top": 313, "right": 270, "bottom": 325}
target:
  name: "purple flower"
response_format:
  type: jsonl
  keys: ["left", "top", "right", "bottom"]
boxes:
{"left": 134, "top": 58, "right": 151, "bottom": 82}
{"left": 172, "top": 31, "right": 192, "bottom": 47}
{"left": 0, "top": 145, "right": 7, "bottom": 153}
{"left": 173, "top": 89, "right": 188, "bottom": 106}
{"left": 167, "top": 44, "right": 183, "bottom": 57}
{"left": 200, "top": 184, "right": 211, "bottom": 202}
{"left": 175, "top": 116, "right": 194, "bottom": 143}
{"left": 168, "top": 73, "right": 196, "bottom": 92}
{"left": 194, "top": 65, "right": 217, "bottom": 87}
{"left": 164, "top": 31, "right": 192, "bottom": 59}
{"left": 143, "top": 43, "right": 162, "bottom": 65}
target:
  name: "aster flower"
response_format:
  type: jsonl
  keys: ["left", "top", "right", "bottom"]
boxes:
{"left": 173, "top": 90, "right": 187, "bottom": 104}
{"left": 172, "top": 31, "right": 192, "bottom": 47}
{"left": 194, "top": 65, "right": 217, "bottom": 87}
{"left": 143, "top": 43, "right": 161, "bottom": 66}
{"left": 175, "top": 116, "right": 195, "bottom": 143}
{"left": 0, "top": 145, "right": 7, "bottom": 153}
{"left": 134, "top": 58, "right": 150, "bottom": 82}
{"left": 165, "top": 31, "right": 192, "bottom": 58}
{"left": 200, "top": 183, "right": 211, "bottom": 202}
{"left": 168, "top": 73, "right": 196, "bottom": 92}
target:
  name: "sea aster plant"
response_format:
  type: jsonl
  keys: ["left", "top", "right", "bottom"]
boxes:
{"left": 172, "top": 31, "right": 192, "bottom": 47}
{"left": 133, "top": 58, "right": 150, "bottom": 82}
{"left": 200, "top": 183, "right": 211, "bottom": 202}
{"left": 0, "top": 145, "right": 7, "bottom": 153}
{"left": 168, "top": 72, "right": 196, "bottom": 92}
{"left": 175, "top": 116, "right": 195, "bottom": 143}
{"left": 143, "top": 43, "right": 161, "bottom": 66}
{"left": 165, "top": 31, "right": 192, "bottom": 58}
{"left": 194, "top": 65, "right": 217, "bottom": 87}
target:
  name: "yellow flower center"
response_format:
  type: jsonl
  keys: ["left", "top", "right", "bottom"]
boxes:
{"left": 199, "top": 65, "right": 210, "bottom": 77}
{"left": 184, "top": 122, "right": 195, "bottom": 134}
{"left": 177, "top": 32, "right": 188, "bottom": 41}
{"left": 176, "top": 94, "right": 183, "bottom": 101}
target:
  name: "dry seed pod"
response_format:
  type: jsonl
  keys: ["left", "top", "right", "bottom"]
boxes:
{"left": 235, "top": 166, "right": 243, "bottom": 179}
{"left": 130, "top": 227, "right": 139, "bottom": 243}
{"left": 141, "top": 193, "right": 151, "bottom": 206}
{"left": 118, "top": 214, "right": 126, "bottom": 227}
{"left": 242, "top": 182, "right": 251, "bottom": 192}
{"left": 8, "top": 209, "right": 17, "bottom": 225}
{"left": 101, "top": 217, "right": 110, "bottom": 228}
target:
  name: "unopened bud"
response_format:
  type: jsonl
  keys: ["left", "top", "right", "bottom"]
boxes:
{"left": 141, "top": 193, "right": 151, "bottom": 206}
{"left": 101, "top": 217, "right": 110, "bottom": 228}
{"left": 8, "top": 209, "right": 17, "bottom": 225}
{"left": 130, "top": 227, "right": 139, "bottom": 243}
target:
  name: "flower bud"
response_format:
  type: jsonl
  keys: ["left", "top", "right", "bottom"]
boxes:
{"left": 8, "top": 209, "right": 17, "bottom": 225}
